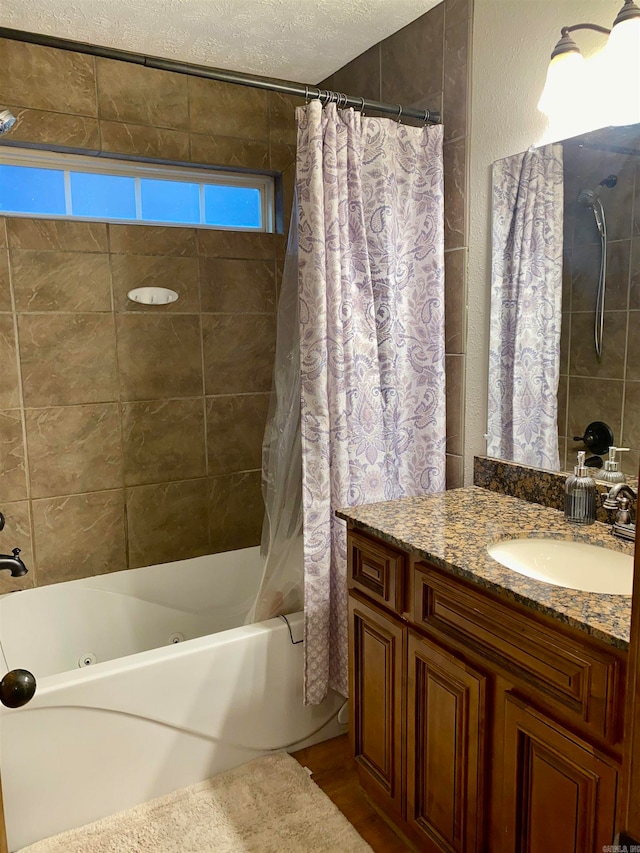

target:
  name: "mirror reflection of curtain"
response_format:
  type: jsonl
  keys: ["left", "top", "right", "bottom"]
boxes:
{"left": 487, "top": 144, "right": 564, "bottom": 470}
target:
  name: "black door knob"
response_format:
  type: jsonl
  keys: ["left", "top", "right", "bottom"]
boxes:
{"left": 0, "top": 669, "right": 36, "bottom": 708}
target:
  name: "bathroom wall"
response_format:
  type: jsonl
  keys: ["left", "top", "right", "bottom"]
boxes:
{"left": 559, "top": 137, "right": 640, "bottom": 475}
{"left": 466, "top": 0, "right": 621, "bottom": 483}
{"left": 321, "top": 0, "right": 472, "bottom": 489}
{"left": 0, "top": 36, "right": 298, "bottom": 591}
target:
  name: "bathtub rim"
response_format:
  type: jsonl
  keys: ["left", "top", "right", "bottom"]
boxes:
{"left": 0, "top": 544, "right": 266, "bottom": 682}
{"left": 0, "top": 611, "right": 303, "bottom": 700}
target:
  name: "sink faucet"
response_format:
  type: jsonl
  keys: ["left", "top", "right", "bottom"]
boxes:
{"left": 0, "top": 548, "right": 28, "bottom": 577}
{"left": 602, "top": 483, "right": 637, "bottom": 542}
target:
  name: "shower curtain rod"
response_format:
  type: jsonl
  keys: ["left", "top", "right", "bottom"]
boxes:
{"left": 0, "top": 27, "right": 441, "bottom": 125}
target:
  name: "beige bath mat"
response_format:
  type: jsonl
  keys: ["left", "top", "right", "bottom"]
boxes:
{"left": 19, "top": 752, "right": 372, "bottom": 853}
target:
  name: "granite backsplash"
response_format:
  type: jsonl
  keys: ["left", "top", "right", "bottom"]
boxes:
{"left": 473, "top": 455, "right": 638, "bottom": 524}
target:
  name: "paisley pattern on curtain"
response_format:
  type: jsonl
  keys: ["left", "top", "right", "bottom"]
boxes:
{"left": 297, "top": 101, "right": 446, "bottom": 704}
{"left": 488, "top": 144, "right": 564, "bottom": 471}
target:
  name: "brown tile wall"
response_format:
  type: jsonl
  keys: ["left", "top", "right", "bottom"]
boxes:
{"left": 559, "top": 138, "right": 640, "bottom": 477}
{"left": 321, "top": 0, "right": 472, "bottom": 490}
{"left": 0, "top": 37, "right": 298, "bottom": 590}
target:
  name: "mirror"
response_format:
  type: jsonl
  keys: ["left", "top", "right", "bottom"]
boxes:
{"left": 488, "top": 123, "right": 640, "bottom": 477}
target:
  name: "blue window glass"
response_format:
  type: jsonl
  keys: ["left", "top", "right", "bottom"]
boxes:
{"left": 70, "top": 172, "right": 136, "bottom": 219}
{"left": 140, "top": 178, "right": 200, "bottom": 223}
{"left": 0, "top": 165, "right": 66, "bottom": 215}
{"left": 203, "top": 185, "right": 262, "bottom": 229}
{"left": 1, "top": 156, "right": 269, "bottom": 230}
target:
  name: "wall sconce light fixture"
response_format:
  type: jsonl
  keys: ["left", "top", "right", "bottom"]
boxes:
{"left": 538, "top": 0, "right": 640, "bottom": 130}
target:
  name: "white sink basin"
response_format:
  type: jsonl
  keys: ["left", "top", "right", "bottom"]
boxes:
{"left": 487, "top": 538, "right": 633, "bottom": 595}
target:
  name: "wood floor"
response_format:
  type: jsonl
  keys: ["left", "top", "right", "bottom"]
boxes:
{"left": 291, "top": 735, "right": 413, "bottom": 853}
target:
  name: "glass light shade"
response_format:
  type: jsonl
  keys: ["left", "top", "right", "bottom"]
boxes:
{"left": 537, "top": 49, "right": 602, "bottom": 141}
{"left": 537, "top": 50, "right": 588, "bottom": 116}
{"left": 601, "top": 16, "right": 640, "bottom": 125}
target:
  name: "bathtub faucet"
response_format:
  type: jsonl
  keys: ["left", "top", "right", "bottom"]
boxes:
{"left": 0, "top": 548, "right": 28, "bottom": 577}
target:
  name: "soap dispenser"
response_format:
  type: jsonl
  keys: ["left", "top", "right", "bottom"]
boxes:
{"left": 598, "top": 446, "right": 629, "bottom": 484}
{"left": 565, "top": 451, "right": 597, "bottom": 525}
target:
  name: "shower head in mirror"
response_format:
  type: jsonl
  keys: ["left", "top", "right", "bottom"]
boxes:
{"left": 577, "top": 174, "right": 618, "bottom": 206}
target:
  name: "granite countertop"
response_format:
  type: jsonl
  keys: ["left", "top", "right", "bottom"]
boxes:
{"left": 336, "top": 486, "right": 634, "bottom": 650}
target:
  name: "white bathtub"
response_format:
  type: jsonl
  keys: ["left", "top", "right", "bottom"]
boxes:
{"left": 0, "top": 547, "right": 346, "bottom": 851}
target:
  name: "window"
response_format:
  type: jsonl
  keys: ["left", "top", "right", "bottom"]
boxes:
{"left": 0, "top": 148, "right": 274, "bottom": 231}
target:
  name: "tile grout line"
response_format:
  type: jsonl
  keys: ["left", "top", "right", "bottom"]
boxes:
{"left": 195, "top": 234, "right": 213, "bottom": 554}
{"left": 92, "top": 53, "right": 102, "bottom": 151}
{"left": 107, "top": 221, "right": 131, "bottom": 571}
{"left": 620, "top": 169, "right": 634, "bottom": 449}
{"left": 4, "top": 219, "right": 38, "bottom": 586}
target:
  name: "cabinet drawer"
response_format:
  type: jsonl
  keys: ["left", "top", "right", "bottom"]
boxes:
{"left": 348, "top": 530, "right": 405, "bottom": 613}
{"left": 412, "top": 562, "right": 622, "bottom": 744}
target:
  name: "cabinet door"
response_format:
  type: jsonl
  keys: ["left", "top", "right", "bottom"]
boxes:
{"left": 348, "top": 594, "right": 405, "bottom": 816}
{"left": 406, "top": 631, "right": 488, "bottom": 852}
{"left": 502, "top": 693, "right": 617, "bottom": 853}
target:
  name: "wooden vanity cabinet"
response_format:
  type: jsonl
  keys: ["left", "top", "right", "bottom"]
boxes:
{"left": 347, "top": 527, "right": 626, "bottom": 853}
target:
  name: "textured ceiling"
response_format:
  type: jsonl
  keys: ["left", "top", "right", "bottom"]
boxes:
{"left": 0, "top": 0, "right": 441, "bottom": 84}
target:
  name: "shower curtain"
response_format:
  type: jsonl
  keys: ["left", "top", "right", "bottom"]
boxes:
{"left": 247, "top": 198, "right": 303, "bottom": 624}
{"left": 297, "top": 101, "right": 446, "bottom": 704}
{"left": 488, "top": 144, "right": 564, "bottom": 470}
